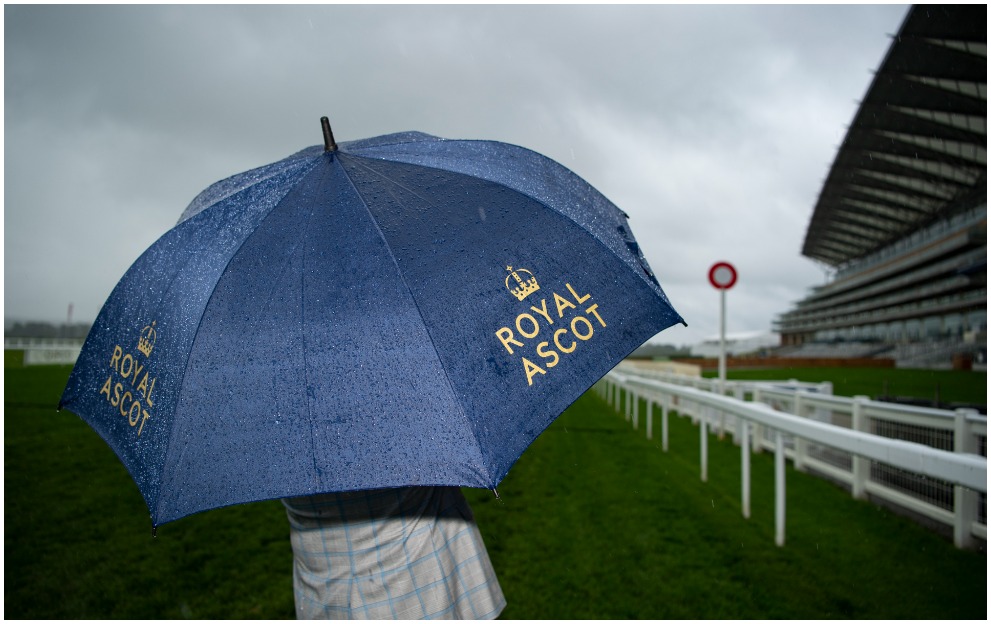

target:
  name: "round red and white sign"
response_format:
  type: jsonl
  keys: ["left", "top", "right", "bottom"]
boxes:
{"left": 708, "top": 261, "right": 737, "bottom": 290}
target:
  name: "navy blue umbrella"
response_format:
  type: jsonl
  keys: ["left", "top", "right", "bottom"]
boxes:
{"left": 59, "top": 119, "right": 685, "bottom": 526}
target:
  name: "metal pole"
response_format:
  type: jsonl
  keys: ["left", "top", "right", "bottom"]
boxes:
{"left": 719, "top": 288, "right": 727, "bottom": 394}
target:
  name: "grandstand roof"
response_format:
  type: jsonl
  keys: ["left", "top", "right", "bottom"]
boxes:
{"left": 802, "top": 5, "right": 987, "bottom": 267}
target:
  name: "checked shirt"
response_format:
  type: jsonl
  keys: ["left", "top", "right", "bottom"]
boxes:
{"left": 283, "top": 487, "right": 506, "bottom": 620}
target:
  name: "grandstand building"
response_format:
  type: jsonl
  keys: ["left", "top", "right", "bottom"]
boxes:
{"left": 775, "top": 5, "right": 986, "bottom": 369}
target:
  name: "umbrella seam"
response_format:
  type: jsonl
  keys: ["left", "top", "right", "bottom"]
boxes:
{"left": 298, "top": 173, "right": 328, "bottom": 491}
{"left": 154, "top": 156, "right": 324, "bottom": 523}
{"left": 334, "top": 153, "right": 494, "bottom": 485}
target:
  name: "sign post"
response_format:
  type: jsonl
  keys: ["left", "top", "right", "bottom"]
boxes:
{"left": 708, "top": 261, "right": 737, "bottom": 394}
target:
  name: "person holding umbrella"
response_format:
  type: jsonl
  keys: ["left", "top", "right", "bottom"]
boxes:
{"left": 58, "top": 120, "right": 683, "bottom": 619}
{"left": 282, "top": 487, "right": 504, "bottom": 619}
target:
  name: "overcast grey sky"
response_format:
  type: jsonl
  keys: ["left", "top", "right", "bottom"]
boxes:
{"left": 4, "top": 4, "right": 909, "bottom": 347}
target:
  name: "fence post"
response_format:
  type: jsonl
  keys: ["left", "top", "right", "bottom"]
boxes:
{"left": 851, "top": 396, "right": 870, "bottom": 500}
{"left": 632, "top": 392, "right": 639, "bottom": 430}
{"left": 700, "top": 407, "right": 709, "bottom": 483}
{"left": 793, "top": 392, "right": 807, "bottom": 473}
{"left": 741, "top": 417, "right": 751, "bottom": 519}
{"left": 732, "top": 385, "right": 745, "bottom": 445}
{"left": 751, "top": 388, "right": 764, "bottom": 454}
{"left": 716, "top": 383, "right": 727, "bottom": 440}
{"left": 646, "top": 399, "right": 653, "bottom": 440}
{"left": 625, "top": 388, "right": 632, "bottom": 422}
{"left": 814, "top": 381, "right": 834, "bottom": 422}
{"left": 953, "top": 408, "right": 980, "bottom": 549}
{"left": 775, "top": 430, "right": 786, "bottom": 547}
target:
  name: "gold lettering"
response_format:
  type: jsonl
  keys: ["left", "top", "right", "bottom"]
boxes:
{"left": 553, "top": 292, "right": 576, "bottom": 318}
{"left": 146, "top": 377, "right": 156, "bottom": 407}
{"left": 522, "top": 357, "right": 546, "bottom": 386}
{"left": 137, "top": 372, "right": 150, "bottom": 397}
{"left": 119, "top": 391, "right": 132, "bottom": 417}
{"left": 572, "top": 316, "right": 594, "bottom": 341}
{"left": 100, "top": 376, "right": 112, "bottom": 400}
{"left": 138, "top": 410, "right": 151, "bottom": 437}
{"left": 110, "top": 345, "right": 123, "bottom": 370}
{"left": 496, "top": 327, "right": 524, "bottom": 355}
{"left": 554, "top": 328, "right": 576, "bottom": 354}
{"left": 120, "top": 353, "right": 134, "bottom": 379}
{"left": 112, "top": 383, "right": 123, "bottom": 407}
{"left": 566, "top": 283, "right": 591, "bottom": 304}
{"left": 130, "top": 360, "right": 144, "bottom": 387}
{"left": 127, "top": 400, "right": 142, "bottom": 426}
{"left": 585, "top": 303, "right": 606, "bottom": 327}
{"left": 515, "top": 313, "right": 540, "bottom": 339}
{"left": 529, "top": 298, "right": 554, "bottom": 325}
{"left": 535, "top": 341, "right": 559, "bottom": 368}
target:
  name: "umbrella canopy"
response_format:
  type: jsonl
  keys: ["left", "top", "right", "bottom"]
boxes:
{"left": 59, "top": 120, "right": 685, "bottom": 526}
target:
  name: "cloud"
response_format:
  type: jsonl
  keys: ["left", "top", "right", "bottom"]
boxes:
{"left": 4, "top": 4, "right": 909, "bottom": 347}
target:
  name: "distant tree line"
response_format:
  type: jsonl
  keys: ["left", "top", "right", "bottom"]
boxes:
{"left": 5, "top": 321, "right": 92, "bottom": 339}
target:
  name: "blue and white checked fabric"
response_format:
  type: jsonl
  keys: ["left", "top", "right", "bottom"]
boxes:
{"left": 282, "top": 487, "right": 506, "bottom": 620}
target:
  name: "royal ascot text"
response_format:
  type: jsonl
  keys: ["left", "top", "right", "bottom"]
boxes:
{"left": 495, "top": 283, "right": 606, "bottom": 386}
{"left": 99, "top": 344, "right": 156, "bottom": 437}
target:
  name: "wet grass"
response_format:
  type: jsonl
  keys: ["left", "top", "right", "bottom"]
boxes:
{"left": 709, "top": 366, "right": 986, "bottom": 406}
{"left": 5, "top": 365, "right": 986, "bottom": 618}
{"left": 469, "top": 389, "right": 986, "bottom": 619}
{"left": 4, "top": 365, "right": 295, "bottom": 619}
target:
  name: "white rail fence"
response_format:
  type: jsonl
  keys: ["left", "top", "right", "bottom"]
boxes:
{"left": 596, "top": 365, "right": 987, "bottom": 549}
{"left": 5, "top": 337, "right": 83, "bottom": 365}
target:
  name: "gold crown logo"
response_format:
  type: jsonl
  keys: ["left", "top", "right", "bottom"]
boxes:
{"left": 505, "top": 266, "right": 540, "bottom": 301}
{"left": 137, "top": 321, "right": 157, "bottom": 357}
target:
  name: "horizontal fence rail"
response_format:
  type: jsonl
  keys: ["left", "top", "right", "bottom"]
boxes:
{"left": 597, "top": 365, "right": 987, "bottom": 549}
{"left": 5, "top": 338, "right": 84, "bottom": 365}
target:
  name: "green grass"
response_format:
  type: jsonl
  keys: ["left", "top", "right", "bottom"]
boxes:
{"left": 5, "top": 365, "right": 987, "bottom": 618}
{"left": 5, "top": 349, "right": 24, "bottom": 368}
{"left": 4, "top": 365, "right": 295, "bottom": 618}
{"left": 707, "top": 367, "right": 986, "bottom": 406}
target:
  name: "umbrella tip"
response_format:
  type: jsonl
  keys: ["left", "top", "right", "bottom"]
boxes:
{"left": 321, "top": 116, "right": 338, "bottom": 152}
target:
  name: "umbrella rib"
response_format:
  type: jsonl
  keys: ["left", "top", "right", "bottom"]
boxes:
{"left": 296, "top": 180, "right": 332, "bottom": 489}
{"left": 341, "top": 154, "right": 437, "bottom": 206}
{"left": 334, "top": 155, "right": 493, "bottom": 483}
